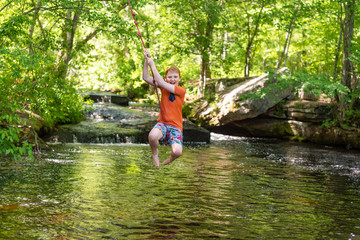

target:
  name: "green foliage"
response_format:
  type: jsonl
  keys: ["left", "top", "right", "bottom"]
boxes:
{"left": 0, "top": 35, "right": 84, "bottom": 161}
{"left": 321, "top": 118, "right": 339, "bottom": 129}
{"left": 350, "top": 33, "right": 360, "bottom": 67}
{"left": 32, "top": 76, "right": 85, "bottom": 126}
{"left": 294, "top": 74, "right": 350, "bottom": 99}
{"left": 273, "top": 100, "right": 286, "bottom": 117}
{"left": 0, "top": 97, "right": 33, "bottom": 161}
{"left": 344, "top": 109, "right": 360, "bottom": 126}
{"left": 69, "top": 0, "right": 358, "bottom": 102}
{"left": 239, "top": 72, "right": 350, "bottom": 102}
{"left": 0, "top": 0, "right": 359, "bottom": 158}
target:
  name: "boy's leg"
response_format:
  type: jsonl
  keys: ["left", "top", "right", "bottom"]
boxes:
{"left": 148, "top": 128, "right": 163, "bottom": 168}
{"left": 161, "top": 126, "right": 183, "bottom": 166}
{"left": 161, "top": 143, "right": 182, "bottom": 165}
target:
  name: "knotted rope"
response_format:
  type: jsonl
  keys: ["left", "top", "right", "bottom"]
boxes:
{"left": 126, "top": 0, "right": 170, "bottom": 140}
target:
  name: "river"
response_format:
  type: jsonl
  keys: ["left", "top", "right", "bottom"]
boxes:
{"left": 1, "top": 134, "right": 360, "bottom": 239}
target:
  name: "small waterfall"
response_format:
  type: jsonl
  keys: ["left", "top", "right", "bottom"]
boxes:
{"left": 47, "top": 93, "right": 211, "bottom": 145}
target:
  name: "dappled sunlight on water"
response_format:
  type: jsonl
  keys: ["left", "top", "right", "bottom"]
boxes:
{"left": 1, "top": 138, "right": 360, "bottom": 239}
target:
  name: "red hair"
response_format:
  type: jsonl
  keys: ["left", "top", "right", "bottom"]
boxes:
{"left": 165, "top": 66, "right": 181, "bottom": 77}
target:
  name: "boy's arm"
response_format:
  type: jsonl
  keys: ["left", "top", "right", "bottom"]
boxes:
{"left": 142, "top": 60, "right": 155, "bottom": 86}
{"left": 143, "top": 49, "right": 176, "bottom": 94}
{"left": 147, "top": 61, "right": 175, "bottom": 94}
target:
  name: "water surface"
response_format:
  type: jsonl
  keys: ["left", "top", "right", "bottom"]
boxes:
{"left": 1, "top": 135, "right": 360, "bottom": 239}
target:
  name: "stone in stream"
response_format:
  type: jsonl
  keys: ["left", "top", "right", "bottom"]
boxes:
{"left": 83, "top": 91, "right": 129, "bottom": 106}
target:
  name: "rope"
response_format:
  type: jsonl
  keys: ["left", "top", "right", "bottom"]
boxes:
{"left": 126, "top": 0, "right": 170, "bottom": 140}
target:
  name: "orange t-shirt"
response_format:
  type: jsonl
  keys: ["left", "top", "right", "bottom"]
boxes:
{"left": 157, "top": 85, "right": 186, "bottom": 132}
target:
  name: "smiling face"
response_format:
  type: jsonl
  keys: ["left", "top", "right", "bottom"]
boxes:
{"left": 165, "top": 70, "right": 181, "bottom": 86}
{"left": 164, "top": 66, "right": 181, "bottom": 86}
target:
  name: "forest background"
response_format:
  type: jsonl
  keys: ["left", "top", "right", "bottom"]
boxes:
{"left": 0, "top": 0, "right": 359, "bottom": 160}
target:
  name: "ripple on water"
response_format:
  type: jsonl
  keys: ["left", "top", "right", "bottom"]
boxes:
{"left": 1, "top": 141, "right": 360, "bottom": 239}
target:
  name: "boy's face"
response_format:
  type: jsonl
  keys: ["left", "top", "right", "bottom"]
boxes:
{"left": 165, "top": 71, "right": 181, "bottom": 86}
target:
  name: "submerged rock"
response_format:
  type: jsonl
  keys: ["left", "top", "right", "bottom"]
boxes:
{"left": 47, "top": 121, "right": 147, "bottom": 144}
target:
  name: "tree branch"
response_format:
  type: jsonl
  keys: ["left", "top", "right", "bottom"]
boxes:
{"left": 74, "top": 2, "right": 127, "bottom": 52}
{"left": 0, "top": 0, "right": 13, "bottom": 13}
{"left": 75, "top": 29, "right": 100, "bottom": 52}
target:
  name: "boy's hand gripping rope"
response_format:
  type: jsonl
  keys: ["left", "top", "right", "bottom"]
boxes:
{"left": 127, "top": 0, "right": 170, "bottom": 141}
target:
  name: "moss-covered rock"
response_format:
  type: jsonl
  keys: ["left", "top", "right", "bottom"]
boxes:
{"left": 47, "top": 121, "right": 148, "bottom": 144}
{"left": 45, "top": 103, "right": 211, "bottom": 144}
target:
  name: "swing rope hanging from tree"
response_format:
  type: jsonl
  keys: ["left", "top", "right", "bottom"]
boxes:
{"left": 126, "top": 0, "right": 170, "bottom": 140}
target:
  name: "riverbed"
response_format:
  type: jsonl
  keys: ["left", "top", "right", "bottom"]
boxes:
{"left": 1, "top": 134, "right": 360, "bottom": 239}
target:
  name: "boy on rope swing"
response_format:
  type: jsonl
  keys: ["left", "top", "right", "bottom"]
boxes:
{"left": 142, "top": 49, "right": 186, "bottom": 168}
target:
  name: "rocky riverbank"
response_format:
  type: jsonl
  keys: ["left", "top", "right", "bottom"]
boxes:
{"left": 25, "top": 83, "right": 360, "bottom": 151}
{"left": 208, "top": 99, "right": 360, "bottom": 149}
{"left": 44, "top": 104, "right": 210, "bottom": 145}
{"left": 43, "top": 92, "right": 210, "bottom": 145}
{"left": 184, "top": 69, "right": 360, "bottom": 150}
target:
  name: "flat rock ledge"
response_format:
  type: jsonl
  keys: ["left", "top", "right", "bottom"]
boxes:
{"left": 45, "top": 104, "right": 210, "bottom": 145}
{"left": 213, "top": 118, "right": 360, "bottom": 149}
{"left": 210, "top": 100, "right": 360, "bottom": 149}
{"left": 83, "top": 91, "right": 129, "bottom": 106}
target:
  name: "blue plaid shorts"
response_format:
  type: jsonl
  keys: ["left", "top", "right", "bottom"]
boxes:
{"left": 153, "top": 122, "right": 183, "bottom": 146}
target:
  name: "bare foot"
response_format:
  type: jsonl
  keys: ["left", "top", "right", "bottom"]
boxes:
{"left": 152, "top": 154, "right": 160, "bottom": 168}
{"left": 161, "top": 157, "right": 172, "bottom": 166}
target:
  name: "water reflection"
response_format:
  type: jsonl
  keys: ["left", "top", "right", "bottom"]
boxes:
{"left": 0, "top": 137, "right": 360, "bottom": 239}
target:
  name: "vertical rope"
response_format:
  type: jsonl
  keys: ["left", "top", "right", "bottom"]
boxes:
{"left": 126, "top": 0, "right": 169, "bottom": 139}
{"left": 126, "top": 0, "right": 146, "bottom": 48}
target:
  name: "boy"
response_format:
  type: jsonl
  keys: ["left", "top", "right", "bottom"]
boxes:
{"left": 142, "top": 49, "right": 186, "bottom": 168}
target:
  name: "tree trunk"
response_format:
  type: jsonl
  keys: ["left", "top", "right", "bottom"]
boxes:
{"left": 199, "top": 16, "right": 215, "bottom": 96}
{"left": 283, "top": 29, "right": 294, "bottom": 67}
{"left": 338, "top": 0, "right": 356, "bottom": 123}
{"left": 56, "top": 4, "right": 83, "bottom": 79}
{"left": 244, "top": 3, "right": 264, "bottom": 77}
{"left": 199, "top": 48, "right": 212, "bottom": 97}
{"left": 244, "top": 13, "right": 252, "bottom": 78}
{"left": 221, "top": 31, "right": 228, "bottom": 60}
{"left": 342, "top": 0, "right": 355, "bottom": 90}
{"left": 28, "top": 0, "right": 41, "bottom": 53}
{"left": 333, "top": 4, "right": 343, "bottom": 81}
{"left": 55, "top": 2, "right": 126, "bottom": 80}
{"left": 277, "top": 1, "right": 299, "bottom": 69}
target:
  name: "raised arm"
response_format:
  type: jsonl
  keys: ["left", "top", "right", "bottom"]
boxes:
{"left": 142, "top": 59, "right": 155, "bottom": 86}
{"left": 155, "top": 74, "right": 175, "bottom": 94}
{"left": 143, "top": 49, "right": 175, "bottom": 94}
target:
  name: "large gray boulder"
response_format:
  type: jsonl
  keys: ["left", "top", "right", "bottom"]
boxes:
{"left": 209, "top": 99, "right": 360, "bottom": 149}
{"left": 213, "top": 117, "right": 360, "bottom": 149}
{"left": 265, "top": 100, "right": 333, "bottom": 123}
{"left": 185, "top": 68, "right": 291, "bottom": 127}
